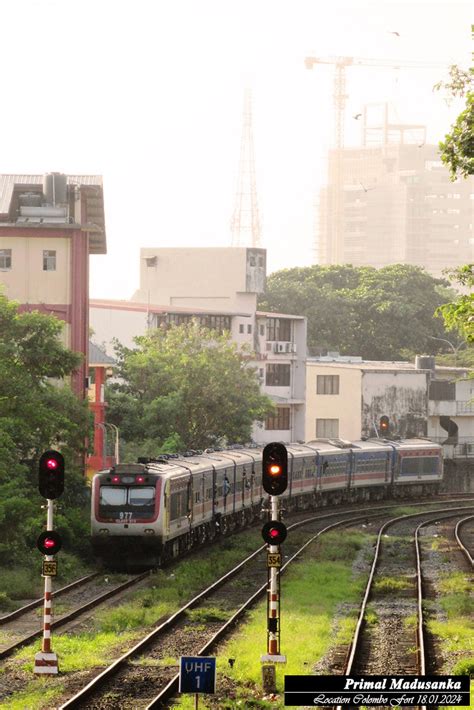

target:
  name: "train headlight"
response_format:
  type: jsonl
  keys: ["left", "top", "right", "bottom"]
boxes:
{"left": 144, "top": 529, "right": 155, "bottom": 535}
{"left": 99, "top": 528, "right": 110, "bottom": 535}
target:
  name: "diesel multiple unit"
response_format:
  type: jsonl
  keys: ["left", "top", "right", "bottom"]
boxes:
{"left": 91, "top": 438, "right": 443, "bottom": 567}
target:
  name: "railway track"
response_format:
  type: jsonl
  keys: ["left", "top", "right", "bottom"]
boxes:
{"left": 58, "top": 507, "right": 390, "bottom": 709}
{"left": 335, "top": 506, "right": 473, "bottom": 710}
{"left": 0, "top": 497, "right": 472, "bottom": 709}
{"left": 0, "top": 571, "right": 151, "bottom": 661}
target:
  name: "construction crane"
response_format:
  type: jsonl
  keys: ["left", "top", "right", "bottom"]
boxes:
{"left": 304, "top": 55, "right": 445, "bottom": 150}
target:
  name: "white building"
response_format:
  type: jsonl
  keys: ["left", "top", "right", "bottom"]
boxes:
{"left": 90, "top": 247, "right": 307, "bottom": 444}
{"left": 306, "top": 354, "right": 474, "bottom": 455}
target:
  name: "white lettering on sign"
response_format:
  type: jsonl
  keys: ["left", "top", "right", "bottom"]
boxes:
{"left": 185, "top": 661, "right": 212, "bottom": 673}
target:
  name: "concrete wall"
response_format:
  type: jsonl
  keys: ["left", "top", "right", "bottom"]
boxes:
{"left": 90, "top": 305, "right": 148, "bottom": 352}
{"left": 133, "top": 247, "right": 265, "bottom": 311}
{"left": 0, "top": 234, "right": 71, "bottom": 304}
{"left": 362, "top": 370, "right": 429, "bottom": 437}
{"left": 305, "top": 364, "right": 362, "bottom": 440}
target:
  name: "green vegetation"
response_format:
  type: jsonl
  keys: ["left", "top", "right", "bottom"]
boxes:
{"left": 171, "top": 531, "right": 368, "bottom": 709}
{"left": 374, "top": 576, "right": 411, "bottom": 592}
{"left": 107, "top": 321, "right": 274, "bottom": 454}
{"left": 0, "top": 292, "right": 93, "bottom": 604}
{"left": 0, "top": 682, "right": 64, "bottom": 710}
{"left": 258, "top": 263, "right": 456, "bottom": 360}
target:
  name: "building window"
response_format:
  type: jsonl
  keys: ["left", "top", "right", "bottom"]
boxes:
{"left": 247, "top": 324, "right": 252, "bottom": 334}
{"left": 316, "top": 418, "right": 339, "bottom": 438}
{"left": 239, "top": 324, "right": 244, "bottom": 334}
{"left": 0, "top": 249, "right": 12, "bottom": 270}
{"left": 266, "top": 407, "right": 290, "bottom": 430}
{"left": 43, "top": 250, "right": 57, "bottom": 271}
{"left": 259, "top": 324, "right": 265, "bottom": 336}
{"left": 267, "top": 318, "right": 291, "bottom": 342}
{"left": 163, "top": 313, "right": 231, "bottom": 334}
{"left": 317, "top": 375, "right": 340, "bottom": 395}
{"left": 265, "top": 364, "right": 290, "bottom": 386}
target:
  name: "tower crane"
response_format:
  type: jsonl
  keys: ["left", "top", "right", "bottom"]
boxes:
{"left": 304, "top": 55, "right": 445, "bottom": 150}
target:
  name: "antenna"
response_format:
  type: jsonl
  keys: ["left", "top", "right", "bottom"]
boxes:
{"left": 230, "top": 89, "right": 262, "bottom": 248}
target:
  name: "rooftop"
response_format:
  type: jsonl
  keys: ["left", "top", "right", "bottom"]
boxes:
{"left": 0, "top": 174, "right": 106, "bottom": 254}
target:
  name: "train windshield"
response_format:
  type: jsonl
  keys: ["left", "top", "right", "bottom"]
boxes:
{"left": 129, "top": 487, "right": 155, "bottom": 506}
{"left": 100, "top": 487, "right": 127, "bottom": 506}
{"left": 100, "top": 486, "right": 155, "bottom": 507}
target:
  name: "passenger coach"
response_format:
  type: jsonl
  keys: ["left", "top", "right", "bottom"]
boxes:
{"left": 91, "top": 438, "right": 443, "bottom": 567}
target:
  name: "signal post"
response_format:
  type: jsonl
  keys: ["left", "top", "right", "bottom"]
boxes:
{"left": 34, "top": 451, "right": 64, "bottom": 676}
{"left": 260, "top": 442, "right": 288, "bottom": 693}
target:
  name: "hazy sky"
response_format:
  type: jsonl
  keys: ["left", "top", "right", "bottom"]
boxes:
{"left": 1, "top": 0, "right": 471, "bottom": 299}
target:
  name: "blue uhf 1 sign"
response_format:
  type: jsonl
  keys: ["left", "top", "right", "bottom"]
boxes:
{"left": 179, "top": 656, "right": 216, "bottom": 694}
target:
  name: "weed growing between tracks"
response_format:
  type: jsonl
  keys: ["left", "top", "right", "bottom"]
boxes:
{"left": 1, "top": 529, "right": 265, "bottom": 708}
{"left": 170, "top": 531, "right": 370, "bottom": 710}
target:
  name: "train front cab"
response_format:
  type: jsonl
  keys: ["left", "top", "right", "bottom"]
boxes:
{"left": 91, "top": 465, "right": 164, "bottom": 568}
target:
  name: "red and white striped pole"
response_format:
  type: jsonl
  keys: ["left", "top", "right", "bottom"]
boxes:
{"left": 34, "top": 499, "right": 59, "bottom": 675}
{"left": 267, "top": 494, "right": 280, "bottom": 655}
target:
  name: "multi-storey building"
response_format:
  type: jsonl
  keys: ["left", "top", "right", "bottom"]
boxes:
{"left": 306, "top": 354, "right": 473, "bottom": 456}
{"left": 318, "top": 140, "right": 474, "bottom": 277}
{"left": 0, "top": 172, "right": 106, "bottom": 396}
{"left": 90, "top": 247, "right": 307, "bottom": 443}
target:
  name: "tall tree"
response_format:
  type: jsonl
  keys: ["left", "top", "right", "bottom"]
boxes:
{"left": 436, "top": 265, "right": 474, "bottom": 344}
{"left": 434, "top": 46, "right": 474, "bottom": 179}
{"left": 259, "top": 264, "right": 454, "bottom": 360}
{"left": 0, "top": 293, "right": 90, "bottom": 564}
{"left": 107, "top": 322, "right": 274, "bottom": 452}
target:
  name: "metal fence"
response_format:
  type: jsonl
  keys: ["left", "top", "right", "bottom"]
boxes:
{"left": 429, "top": 436, "right": 474, "bottom": 459}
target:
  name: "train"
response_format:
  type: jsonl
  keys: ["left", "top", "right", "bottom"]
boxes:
{"left": 91, "top": 437, "right": 443, "bottom": 567}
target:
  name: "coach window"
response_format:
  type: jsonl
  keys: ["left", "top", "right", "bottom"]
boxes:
{"left": 317, "top": 375, "right": 340, "bottom": 395}
{"left": 43, "top": 250, "right": 57, "bottom": 271}
{"left": 0, "top": 249, "right": 12, "bottom": 270}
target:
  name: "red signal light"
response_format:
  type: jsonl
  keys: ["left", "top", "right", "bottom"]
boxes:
{"left": 269, "top": 464, "right": 282, "bottom": 476}
{"left": 136, "top": 475, "right": 145, "bottom": 484}
{"left": 262, "top": 520, "right": 287, "bottom": 545}
{"left": 111, "top": 475, "right": 120, "bottom": 483}
{"left": 38, "top": 450, "right": 65, "bottom": 499}
{"left": 37, "top": 530, "right": 62, "bottom": 555}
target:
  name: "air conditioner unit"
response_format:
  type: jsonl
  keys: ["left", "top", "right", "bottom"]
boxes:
{"left": 291, "top": 343, "right": 297, "bottom": 354}
{"left": 285, "top": 343, "right": 292, "bottom": 353}
{"left": 278, "top": 343, "right": 285, "bottom": 353}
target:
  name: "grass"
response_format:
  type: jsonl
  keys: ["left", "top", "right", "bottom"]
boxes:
{"left": 0, "top": 682, "right": 65, "bottom": 710}
{"left": 373, "top": 575, "right": 411, "bottom": 592}
{"left": 169, "top": 531, "right": 368, "bottom": 709}
{"left": 13, "top": 630, "right": 137, "bottom": 673}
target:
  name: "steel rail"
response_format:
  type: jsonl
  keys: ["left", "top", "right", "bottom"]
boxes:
{"left": 336, "top": 506, "right": 474, "bottom": 710}
{"left": 454, "top": 515, "right": 474, "bottom": 566}
{"left": 60, "top": 511, "right": 377, "bottom": 710}
{"left": 0, "top": 571, "right": 150, "bottom": 661}
{"left": 0, "top": 573, "right": 99, "bottom": 625}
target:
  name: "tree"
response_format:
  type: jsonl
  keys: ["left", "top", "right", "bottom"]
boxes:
{"left": 434, "top": 35, "right": 474, "bottom": 178}
{"left": 436, "top": 265, "right": 474, "bottom": 344}
{"left": 107, "top": 321, "right": 274, "bottom": 452}
{"left": 0, "top": 292, "right": 91, "bottom": 565}
{"left": 259, "top": 264, "right": 455, "bottom": 360}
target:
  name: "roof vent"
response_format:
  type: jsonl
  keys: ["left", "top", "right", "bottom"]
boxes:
{"left": 415, "top": 355, "right": 435, "bottom": 371}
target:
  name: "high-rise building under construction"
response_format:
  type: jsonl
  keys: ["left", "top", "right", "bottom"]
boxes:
{"left": 317, "top": 129, "right": 474, "bottom": 278}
